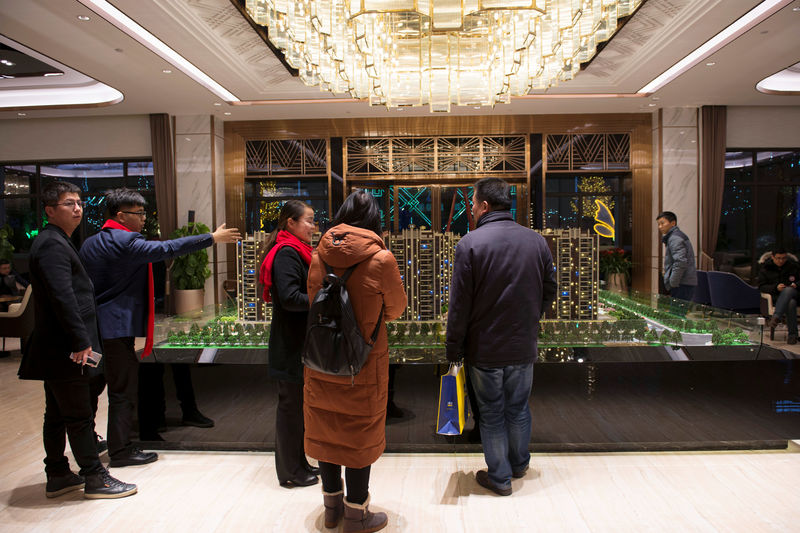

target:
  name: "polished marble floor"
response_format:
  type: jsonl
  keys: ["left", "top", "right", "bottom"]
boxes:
{"left": 1, "top": 345, "right": 800, "bottom": 532}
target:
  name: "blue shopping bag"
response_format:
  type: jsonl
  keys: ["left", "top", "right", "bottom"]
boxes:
{"left": 436, "top": 364, "right": 468, "bottom": 436}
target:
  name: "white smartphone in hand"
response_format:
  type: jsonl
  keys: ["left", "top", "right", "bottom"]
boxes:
{"left": 69, "top": 350, "right": 103, "bottom": 367}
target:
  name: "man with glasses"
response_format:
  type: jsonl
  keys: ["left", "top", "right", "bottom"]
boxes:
{"left": 79, "top": 188, "right": 241, "bottom": 467}
{"left": 18, "top": 181, "right": 137, "bottom": 499}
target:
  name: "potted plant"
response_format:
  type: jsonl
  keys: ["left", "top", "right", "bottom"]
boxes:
{"left": 170, "top": 222, "right": 211, "bottom": 315}
{"left": 599, "top": 248, "right": 632, "bottom": 293}
{"left": 0, "top": 224, "right": 14, "bottom": 262}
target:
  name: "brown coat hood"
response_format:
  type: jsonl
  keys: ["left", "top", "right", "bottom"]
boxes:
{"left": 315, "top": 224, "right": 385, "bottom": 269}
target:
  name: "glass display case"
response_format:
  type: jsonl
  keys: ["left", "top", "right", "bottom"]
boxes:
{"left": 152, "top": 289, "right": 762, "bottom": 365}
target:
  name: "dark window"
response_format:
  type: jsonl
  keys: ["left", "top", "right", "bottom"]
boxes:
{"left": 716, "top": 150, "right": 800, "bottom": 280}
{"left": 0, "top": 160, "right": 155, "bottom": 255}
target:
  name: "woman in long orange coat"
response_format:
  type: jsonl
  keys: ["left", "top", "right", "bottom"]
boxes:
{"left": 304, "top": 190, "right": 406, "bottom": 533}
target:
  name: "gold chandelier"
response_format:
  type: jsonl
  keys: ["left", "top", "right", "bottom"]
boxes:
{"left": 245, "top": 0, "right": 641, "bottom": 112}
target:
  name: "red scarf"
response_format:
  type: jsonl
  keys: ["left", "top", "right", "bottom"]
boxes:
{"left": 103, "top": 219, "right": 155, "bottom": 358}
{"left": 259, "top": 230, "right": 313, "bottom": 303}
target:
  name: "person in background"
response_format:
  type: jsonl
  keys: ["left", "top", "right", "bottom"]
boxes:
{"left": 656, "top": 211, "right": 697, "bottom": 301}
{"left": 758, "top": 247, "right": 800, "bottom": 344}
{"left": 0, "top": 258, "right": 27, "bottom": 310}
{"left": 79, "top": 188, "right": 240, "bottom": 468}
{"left": 304, "top": 190, "right": 406, "bottom": 532}
{"left": 18, "top": 180, "right": 136, "bottom": 499}
{"left": 446, "top": 177, "right": 556, "bottom": 497}
{"left": 259, "top": 200, "right": 320, "bottom": 488}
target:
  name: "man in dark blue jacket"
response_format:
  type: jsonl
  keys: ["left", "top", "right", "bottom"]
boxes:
{"left": 79, "top": 188, "right": 240, "bottom": 467}
{"left": 19, "top": 181, "right": 136, "bottom": 499}
{"left": 446, "top": 177, "right": 556, "bottom": 496}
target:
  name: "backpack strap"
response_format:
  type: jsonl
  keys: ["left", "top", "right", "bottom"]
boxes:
{"left": 321, "top": 259, "right": 358, "bottom": 283}
{"left": 320, "top": 257, "right": 384, "bottom": 345}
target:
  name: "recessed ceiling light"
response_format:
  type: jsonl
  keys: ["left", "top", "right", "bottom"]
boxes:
{"left": 162, "top": 69, "right": 172, "bottom": 74}
{"left": 17, "top": 112, "right": 26, "bottom": 116}
{"left": 77, "top": 15, "right": 90, "bottom": 21}
{"left": 794, "top": 6, "right": 800, "bottom": 10}
{"left": 43, "top": 72, "right": 64, "bottom": 77}
{"left": 648, "top": 103, "right": 657, "bottom": 107}
{"left": 223, "top": 112, "right": 231, "bottom": 116}
{"left": 75, "top": 0, "right": 239, "bottom": 102}
{"left": 638, "top": 0, "right": 790, "bottom": 95}
{"left": 473, "top": 106, "right": 481, "bottom": 109}
{"left": 213, "top": 102, "right": 222, "bottom": 106}
{"left": 706, "top": 62, "right": 716, "bottom": 66}
{"left": 0, "top": 59, "right": 15, "bottom": 66}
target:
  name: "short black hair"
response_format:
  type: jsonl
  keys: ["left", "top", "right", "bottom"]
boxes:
{"left": 773, "top": 248, "right": 787, "bottom": 255}
{"left": 0, "top": 259, "right": 9, "bottom": 266}
{"left": 473, "top": 177, "right": 512, "bottom": 211}
{"left": 656, "top": 211, "right": 677, "bottom": 223}
{"left": 106, "top": 188, "right": 146, "bottom": 218}
{"left": 41, "top": 180, "right": 81, "bottom": 208}
{"left": 332, "top": 189, "right": 382, "bottom": 236}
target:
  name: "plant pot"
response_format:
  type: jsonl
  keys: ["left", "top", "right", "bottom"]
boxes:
{"left": 607, "top": 272, "right": 628, "bottom": 293}
{"left": 174, "top": 289, "right": 205, "bottom": 315}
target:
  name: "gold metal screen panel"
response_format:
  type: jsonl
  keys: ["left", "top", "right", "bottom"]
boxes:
{"left": 346, "top": 135, "right": 525, "bottom": 176}
{"left": 245, "top": 139, "right": 328, "bottom": 175}
{"left": 545, "top": 133, "right": 630, "bottom": 171}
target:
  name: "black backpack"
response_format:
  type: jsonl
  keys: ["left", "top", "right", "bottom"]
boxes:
{"left": 302, "top": 257, "right": 383, "bottom": 381}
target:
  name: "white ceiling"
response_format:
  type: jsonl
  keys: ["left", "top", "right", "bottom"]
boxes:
{"left": 0, "top": 0, "right": 799, "bottom": 121}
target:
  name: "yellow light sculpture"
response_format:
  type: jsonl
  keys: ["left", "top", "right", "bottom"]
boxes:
{"left": 245, "top": 0, "right": 642, "bottom": 112}
{"left": 593, "top": 199, "right": 614, "bottom": 239}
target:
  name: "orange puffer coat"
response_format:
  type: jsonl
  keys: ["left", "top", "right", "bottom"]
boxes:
{"left": 303, "top": 225, "right": 406, "bottom": 468}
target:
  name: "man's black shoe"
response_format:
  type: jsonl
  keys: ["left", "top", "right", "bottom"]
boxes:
{"left": 768, "top": 316, "right": 781, "bottom": 330}
{"left": 109, "top": 448, "right": 158, "bottom": 468}
{"left": 475, "top": 470, "right": 511, "bottom": 496}
{"left": 84, "top": 470, "right": 137, "bottom": 499}
{"left": 512, "top": 464, "right": 529, "bottom": 479}
{"left": 789, "top": 334, "right": 798, "bottom": 345}
{"left": 95, "top": 433, "right": 108, "bottom": 455}
{"left": 304, "top": 462, "right": 321, "bottom": 475}
{"left": 181, "top": 410, "right": 215, "bottom": 428}
{"left": 279, "top": 471, "right": 319, "bottom": 488}
{"left": 45, "top": 472, "right": 84, "bottom": 498}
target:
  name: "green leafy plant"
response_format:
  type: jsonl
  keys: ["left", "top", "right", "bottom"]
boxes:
{"left": 170, "top": 222, "right": 211, "bottom": 290}
{"left": 0, "top": 224, "right": 14, "bottom": 262}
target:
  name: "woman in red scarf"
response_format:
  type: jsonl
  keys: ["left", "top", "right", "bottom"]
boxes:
{"left": 259, "top": 200, "right": 318, "bottom": 488}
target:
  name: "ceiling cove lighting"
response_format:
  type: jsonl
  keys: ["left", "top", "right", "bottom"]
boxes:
{"left": 75, "top": 0, "right": 240, "bottom": 102}
{"left": 638, "top": 0, "right": 792, "bottom": 95}
{"left": 756, "top": 61, "right": 800, "bottom": 95}
{"left": 245, "top": 0, "right": 642, "bottom": 112}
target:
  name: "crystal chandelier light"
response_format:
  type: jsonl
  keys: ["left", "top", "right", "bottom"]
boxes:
{"left": 245, "top": 0, "right": 642, "bottom": 112}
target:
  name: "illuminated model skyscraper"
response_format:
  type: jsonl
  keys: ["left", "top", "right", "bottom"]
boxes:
{"left": 389, "top": 228, "right": 460, "bottom": 321}
{"left": 540, "top": 229, "right": 599, "bottom": 320}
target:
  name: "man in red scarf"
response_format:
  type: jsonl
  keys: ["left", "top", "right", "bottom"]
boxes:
{"left": 79, "top": 189, "right": 240, "bottom": 467}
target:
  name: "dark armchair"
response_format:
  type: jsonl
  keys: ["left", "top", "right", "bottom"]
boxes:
{"left": 706, "top": 271, "right": 761, "bottom": 314}
{"left": 0, "top": 285, "right": 34, "bottom": 353}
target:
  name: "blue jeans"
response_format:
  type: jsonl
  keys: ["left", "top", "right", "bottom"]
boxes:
{"left": 469, "top": 362, "right": 534, "bottom": 489}
{"left": 773, "top": 287, "right": 798, "bottom": 336}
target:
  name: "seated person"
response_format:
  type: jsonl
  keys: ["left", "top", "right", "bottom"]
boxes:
{"left": 758, "top": 248, "right": 800, "bottom": 344}
{"left": 0, "top": 259, "right": 27, "bottom": 311}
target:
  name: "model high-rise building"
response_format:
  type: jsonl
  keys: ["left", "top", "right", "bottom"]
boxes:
{"left": 235, "top": 227, "right": 595, "bottom": 323}
{"left": 389, "top": 228, "right": 460, "bottom": 321}
{"left": 540, "top": 228, "right": 598, "bottom": 320}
